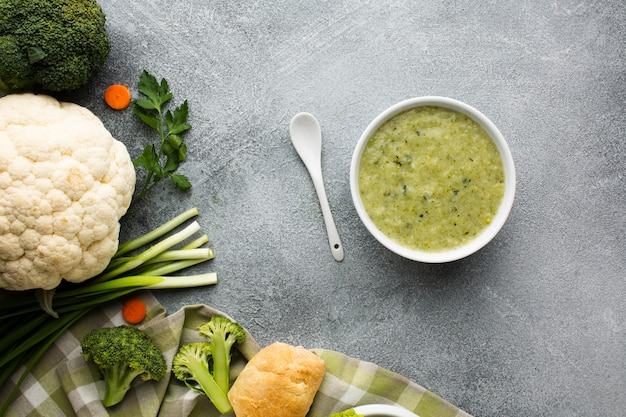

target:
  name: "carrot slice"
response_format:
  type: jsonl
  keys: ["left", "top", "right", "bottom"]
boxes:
{"left": 104, "top": 84, "right": 132, "bottom": 110}
{"left": 122, "top": 298, "right": 147, "bottom": 324}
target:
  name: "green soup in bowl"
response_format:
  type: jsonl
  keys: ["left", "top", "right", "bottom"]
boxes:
{"left": 350, "top": 97, "right": 516, "bottom": 263}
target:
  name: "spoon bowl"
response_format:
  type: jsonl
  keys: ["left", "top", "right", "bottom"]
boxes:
{"left": 290, "top": 113, "right": 322, "bottom": 170}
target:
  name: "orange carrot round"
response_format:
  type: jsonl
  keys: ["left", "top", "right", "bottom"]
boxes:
{"left": 122, "top": 298, "right": 147, "bottom": 324}
{"left": 104, "top": 84, "right": 132, "bottom": 110}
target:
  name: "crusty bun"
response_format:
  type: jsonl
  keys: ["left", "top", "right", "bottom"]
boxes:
{"left": 228, "top": 341, "right": 326, "bottom": 417}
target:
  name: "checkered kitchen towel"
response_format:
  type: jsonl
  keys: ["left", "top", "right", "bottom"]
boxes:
{"left": 1, "top": 291, "right": 472, "bottom": 417}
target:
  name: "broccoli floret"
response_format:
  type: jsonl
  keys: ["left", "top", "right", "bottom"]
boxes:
{"left": 171, "top": 317, "right": 246, "bottom": 413}
{"left": 0, "top": 0, "right": 110, "bottom": 93}
{"left": 197, "top": 316, "right": 246, "bottom": 393}
{"left": 80, "top": 325, "right": 166, "bottom": 407}
{"left": 172, "top": 342, "right": 233, "bottom": 415}
{"left": 330, "top": 410, "right": 364, "bottom": 417}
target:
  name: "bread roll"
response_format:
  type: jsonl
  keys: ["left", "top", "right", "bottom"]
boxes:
{"left": 228, "top": 341, "right": 326, "bottom": 417}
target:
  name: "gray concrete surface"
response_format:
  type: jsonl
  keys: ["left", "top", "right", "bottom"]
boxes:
{"left": 63, "top": 0, "right": 625, "bottom": 415}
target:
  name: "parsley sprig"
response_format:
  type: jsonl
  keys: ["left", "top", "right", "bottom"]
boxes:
{"left": 132, "top": 70, "right": 192, "bottom": 205}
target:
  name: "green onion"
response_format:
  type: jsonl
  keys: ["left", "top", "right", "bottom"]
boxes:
{"left": 0, "top": 208, "right": 217, "bottom": 415}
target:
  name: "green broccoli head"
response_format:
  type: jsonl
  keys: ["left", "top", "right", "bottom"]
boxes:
{"left": 0, "top": 0, "right": 110, "bottom": 93}
{"left": 172, "top": 342, "right": 234, "bottom": 414}
{"left": 198, "top": 316, "right": 246, "bottom": 352}
{"left": 172, "top": 342, "right": 213, "bottom": 385}
{"left": 197, "top": 316, "right": 246, "bottom": 392}
{"left": 81, "top": 325, "right": 166, "bottom": 408}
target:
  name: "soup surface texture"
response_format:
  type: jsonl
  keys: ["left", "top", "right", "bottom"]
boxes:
{"left": 358, "top": 106, "right": 505, "bottom": 252}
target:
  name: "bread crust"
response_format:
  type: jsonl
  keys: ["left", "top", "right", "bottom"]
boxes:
{"left": 228, "top": 341, "right": 326, "bottom": 417}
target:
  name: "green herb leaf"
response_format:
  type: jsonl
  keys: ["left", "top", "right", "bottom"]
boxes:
{"left": 132, "top": 106, "right": 159, "bottom": 130}
{"left": 168, "top": 134, "right": 183, "bottom": 149}
{"left": 137, "top": 71, "right": 160, "bottom": 103}
{"left": 133, "top": 144, "right": 158, "bottom": 169}
{"left": 169, "top": 122, "right": 192, "bottom": 136}
{"left": 134, "top": 97, "right": 158, "bottom": 111}
{"left": 170, "top": 174, "right": 192, "bottom": 190}
{"left": 172, "top": 100, "right": 189, "bottom": 124}
{"left": 164, "top": 152, "right": 181, "bottom": 172}
{"left": 131, "top": 71, "right": 194, "bottom": 205}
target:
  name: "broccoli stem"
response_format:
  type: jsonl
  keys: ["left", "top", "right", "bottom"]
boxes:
{"left": 197, "top": 318, "right": 246, "bottom": 395}
{"left": 102, "top": 363, "right": 145, "bottom": 407}
{"left": 212, "top": 338, "right": 230, "bottom": 394}
{"left": 185, "top": 356, "right": 233, "bottom": 414}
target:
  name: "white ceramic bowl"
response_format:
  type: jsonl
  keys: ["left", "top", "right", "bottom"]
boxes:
{"left": 350, "top": 96, "right": 516, "bottom": 263}
{"left": 353, "top": 404, "right": 420, "bottom": 417}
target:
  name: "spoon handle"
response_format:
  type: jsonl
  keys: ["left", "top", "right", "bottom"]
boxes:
{"left": 309, "top": 171, "right": 344, "bottom": 261}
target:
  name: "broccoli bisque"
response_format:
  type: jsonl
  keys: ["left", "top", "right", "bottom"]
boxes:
{"left": 330, "top": 410, "right": 364, "bottom": 417}
{"left": 0, "top": 0, "right": 110, "bottom": 94}
{"left": 80, "top": 325, "right": 166, "bottom": 407}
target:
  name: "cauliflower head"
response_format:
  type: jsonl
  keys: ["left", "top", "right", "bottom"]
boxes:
{"left": 0, "top": 93, "right": 136, "bottom": 291}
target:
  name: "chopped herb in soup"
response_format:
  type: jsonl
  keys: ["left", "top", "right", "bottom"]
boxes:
{"left": 358, "top": 106, "right": 505, "bottom": 252}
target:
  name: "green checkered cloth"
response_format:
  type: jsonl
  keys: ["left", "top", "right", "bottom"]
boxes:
{"left": 1, "top": 291, "right": 472, "bottom": 417}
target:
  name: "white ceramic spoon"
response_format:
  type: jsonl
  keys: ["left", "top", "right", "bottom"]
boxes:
{"left": 289, "top": 112, "right": 344, "bottom": 261}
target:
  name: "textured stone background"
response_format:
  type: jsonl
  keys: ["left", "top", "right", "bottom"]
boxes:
{"left": 62, "top": 0, "right": 625, "bottom": 415}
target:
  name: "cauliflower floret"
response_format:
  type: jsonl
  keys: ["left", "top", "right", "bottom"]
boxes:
{"left": 0, "top": 93, "right": 136, "bottom": 291}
